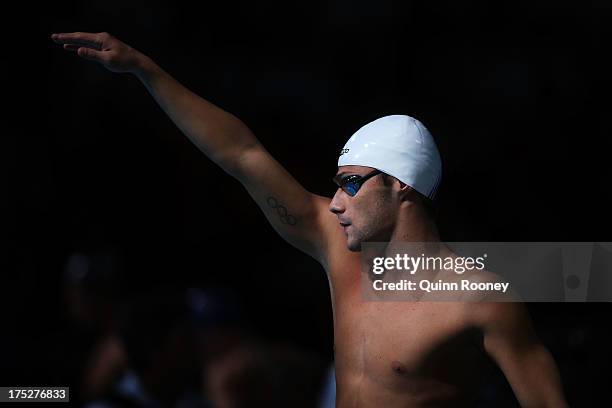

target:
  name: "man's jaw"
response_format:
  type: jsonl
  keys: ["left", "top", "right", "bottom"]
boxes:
{"left": 337, "top": 217, "right": 363, "bottom": 251}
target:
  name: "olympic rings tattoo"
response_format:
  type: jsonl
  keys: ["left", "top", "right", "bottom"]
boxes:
{"left": 266, "top": 196, "right": 298, "bottom": 225}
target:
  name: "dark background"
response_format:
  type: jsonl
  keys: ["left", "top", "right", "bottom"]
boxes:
{"left": 4, "top": 0, "right": 612, "bottom": 406}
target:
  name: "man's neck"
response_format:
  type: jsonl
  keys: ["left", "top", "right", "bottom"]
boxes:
{"left": 390, "top": 203, "right": 440, "bottom": 243}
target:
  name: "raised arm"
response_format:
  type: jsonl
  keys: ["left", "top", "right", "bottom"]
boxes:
{"left": 51, "top": 32, "right": 337, "bottom": 262}
{"left": 475, "top": 301, "right": 568, "bottom": 407}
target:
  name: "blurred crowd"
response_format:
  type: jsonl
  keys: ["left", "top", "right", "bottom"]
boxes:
{"left": 53, "top": 249, "right": 333, "bottom": 408}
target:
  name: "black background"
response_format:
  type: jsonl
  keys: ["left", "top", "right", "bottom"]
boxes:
{"left": 4, "top": 0, "right": 612, "bottom": 406}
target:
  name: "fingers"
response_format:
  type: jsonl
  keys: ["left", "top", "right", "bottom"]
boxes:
{"left": 63, "top": 44, "right": 80, "bottom": 52}
{"left": 51, "top": 32, "right": 104, "bottom": 50}
{"left": 76, "top": 47, "right": 107, "bottom": 63}
{"left": 60, "top": 42, "right": 108, "bottom": 62}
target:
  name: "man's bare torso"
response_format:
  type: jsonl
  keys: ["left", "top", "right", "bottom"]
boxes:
{"left": 327, "top": 253, "right": 491, "bottom": 407}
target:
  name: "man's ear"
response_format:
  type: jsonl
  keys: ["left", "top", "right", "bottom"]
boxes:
{"left": 397, "top": 182, "right": 415, "bottom": 202}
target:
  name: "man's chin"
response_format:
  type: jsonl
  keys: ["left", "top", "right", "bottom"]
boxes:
{"left": 346, "top": 239, "right": 362, "bottom": 252}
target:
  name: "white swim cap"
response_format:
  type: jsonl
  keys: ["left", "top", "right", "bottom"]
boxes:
{"left": 338, "top": 115, "right": 442, "bottom": 199}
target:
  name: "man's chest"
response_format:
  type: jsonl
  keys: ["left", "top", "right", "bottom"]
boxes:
{"left": 333, "top": 299, "right": 483, "bottom": 390}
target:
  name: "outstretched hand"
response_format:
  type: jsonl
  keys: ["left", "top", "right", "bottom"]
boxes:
{"left": 51, "top": 32, "right": 146, "bottom": 73}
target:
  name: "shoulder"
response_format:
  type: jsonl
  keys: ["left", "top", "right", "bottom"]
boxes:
{"left": 468, "top": 299, "right": 533, "bottom": 340}
{"left": 452, "top": 268, "right": 529, "bottom": 330}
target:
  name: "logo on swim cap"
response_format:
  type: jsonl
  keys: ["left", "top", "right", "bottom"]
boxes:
{"left": 339, "top": 148, "right": 350, "bottom": 156}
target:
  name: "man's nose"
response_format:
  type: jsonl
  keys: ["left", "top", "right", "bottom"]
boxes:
{"left": 329, "top": 189, "right": 346, "bottom": 214}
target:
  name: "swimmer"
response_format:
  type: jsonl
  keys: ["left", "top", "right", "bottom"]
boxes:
{"left": 52, "top": 32, "right": 567, "bottom": 407}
